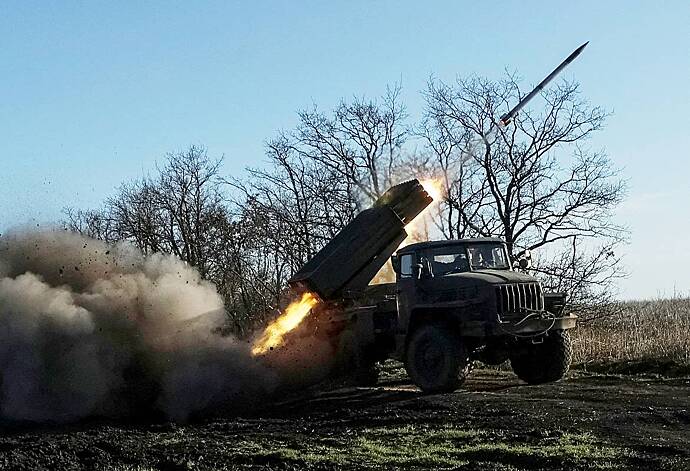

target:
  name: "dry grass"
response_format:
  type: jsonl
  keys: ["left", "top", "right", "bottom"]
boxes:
{"left": 571, "top": 296, "right": 690, "bottom": 375}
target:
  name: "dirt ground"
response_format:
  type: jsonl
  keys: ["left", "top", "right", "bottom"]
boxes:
{"left": 1, "top": 364, "right": 689, "bottom": 470}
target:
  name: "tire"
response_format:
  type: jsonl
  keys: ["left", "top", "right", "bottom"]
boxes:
{"left": 509, "top": 329, "right": 573, "bottom": 385}
{"left": 405, "top": 323, "right": 471, "bottom": 393}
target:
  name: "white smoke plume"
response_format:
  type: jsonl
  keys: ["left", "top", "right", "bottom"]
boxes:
{"left": 0, "top": 230, "right": 281, "bottom": 423}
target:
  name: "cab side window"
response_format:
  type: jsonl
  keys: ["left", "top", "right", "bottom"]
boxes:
{"left": 400, "top": 254, "right": 413, "bottom": 278}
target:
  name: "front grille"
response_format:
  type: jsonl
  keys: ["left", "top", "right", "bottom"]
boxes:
{"left": 496, "top": 283, "right": 543, "bottom": 314}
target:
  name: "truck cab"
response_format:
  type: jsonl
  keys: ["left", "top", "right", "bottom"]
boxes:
{"left": 392, "top": 238, "right": 573, "bottom": 336}
{"left": 383, "top": 238, "right": 577, "bottom": 392}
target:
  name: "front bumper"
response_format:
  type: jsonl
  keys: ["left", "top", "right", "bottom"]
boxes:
{"left": 501, "top": 313, "right": 577, "bottom": 335}
{"left": 458, "top": 312, "right": 578, "bottom": 337}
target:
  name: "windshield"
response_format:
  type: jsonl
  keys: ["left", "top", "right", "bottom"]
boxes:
{"left": 467, "top": 244, "right": 510, "bottom": 270}
{"left": 420, "top": 243, "right": 509, "bottom": 276}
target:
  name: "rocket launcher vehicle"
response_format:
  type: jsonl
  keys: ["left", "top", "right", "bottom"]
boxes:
{"left": 288, "top": 43, "right": 590, "bottom": 302}
{"left": 288, "top": 179, "right": 432, "bottom": 300}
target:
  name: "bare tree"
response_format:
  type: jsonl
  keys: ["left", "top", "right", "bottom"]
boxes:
{"left": 65, "top": 75, "right": 629, "bottom": 329}
{"left": 227, "top": 86, "right": 410, "bottom": 307}
{"left": 63, "top": 207, "right": 115, "bottom": 242}
{"left": 107, "top": 179, "right": 167, "bottom": 255}
{"left": 228, "top": 135, "right": 356, "bottom": 287}
{"left": 149, "top": 146, "right": 226, "bottom": 278}
{"left": 63, "top": 146, "right": 267, "bottom": 330}
{"left": 292, "top": 84, "right": 407, "bottom": 205}
{"left": 420, "top": 74, "right": 627, "bottom": 309}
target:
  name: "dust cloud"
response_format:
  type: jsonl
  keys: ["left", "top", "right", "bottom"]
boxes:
{"left": 0, "top": 230, "right": 284, "bottom": 423}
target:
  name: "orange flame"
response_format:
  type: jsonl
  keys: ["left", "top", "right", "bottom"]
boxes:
{"left": 419, "top": 178, "right": 445, "bottom": 204}
{"left": 251, "top": 292, "right": 320, "bottom": 356}
{"left": 402, "top": 177, "right": 445, "bottom": 246}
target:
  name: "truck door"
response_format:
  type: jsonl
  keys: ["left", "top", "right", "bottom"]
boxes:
{"left": 395, "top": 253, "right": 417, "bottom": 334}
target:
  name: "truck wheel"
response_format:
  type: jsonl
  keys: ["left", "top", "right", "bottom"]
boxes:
{"left": 510, "top": 330, "right": 572, "bottom": 384}
{"left": 405, "top": 323, "right": 470, "bottom": 393}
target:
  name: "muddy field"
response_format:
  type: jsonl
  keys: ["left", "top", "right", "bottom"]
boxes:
{"left": 1, "top": 364, "right": 689, "bottom": 470}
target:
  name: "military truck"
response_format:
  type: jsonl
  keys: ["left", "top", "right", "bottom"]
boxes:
{"left": 289, "top": 180, "right": 577, "bottom": 392}
{"left": 329, "top": 238, "right": 577, "bottom": 392}
{"left": 282, "top": 38, "right": 592, "bottom": 390}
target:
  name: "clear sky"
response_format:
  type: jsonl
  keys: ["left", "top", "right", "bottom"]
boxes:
{"left": 1, "top": 1, "right": 688, "bottom": 299}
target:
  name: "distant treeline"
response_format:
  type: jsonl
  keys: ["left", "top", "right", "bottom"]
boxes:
{"left": 65, "top": 75, "right": 626, "bottom": 333}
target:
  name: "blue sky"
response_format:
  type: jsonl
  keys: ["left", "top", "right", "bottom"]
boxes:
{"left": 1, "top": 1, "right": 688, "bottom": 299}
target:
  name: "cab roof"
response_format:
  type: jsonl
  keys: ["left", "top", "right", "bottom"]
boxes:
{"left": 397, "top": 238, "right": 505, "bottom": 254}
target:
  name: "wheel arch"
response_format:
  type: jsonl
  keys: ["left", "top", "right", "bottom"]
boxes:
{"left": 407, "top": 308, "right": 459, "bottom": 335}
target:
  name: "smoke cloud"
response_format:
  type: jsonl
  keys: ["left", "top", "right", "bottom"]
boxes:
{"left": 0, "top": 230, "right": 285, "bottom": 423}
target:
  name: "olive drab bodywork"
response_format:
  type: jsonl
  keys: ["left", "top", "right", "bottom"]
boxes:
{"left": 392, "top": 239, "right": 575, "bottom": 341}
{"left": 295, "top": 180, "right": 577, "bottom": 391}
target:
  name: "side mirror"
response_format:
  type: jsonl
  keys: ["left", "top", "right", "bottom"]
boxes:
{"left": 515, "top": 250, "right": 532, "bottom": 270}
{"left": 391, "top": 255, "right": 400, "bottom": 274}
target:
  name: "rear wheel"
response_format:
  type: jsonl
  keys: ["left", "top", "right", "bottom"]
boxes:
{"left": 510, "top": 329, "right": 572, "bottom": 384}
{"left": 405, "top": 323, "right": 471, "bottom": 393}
